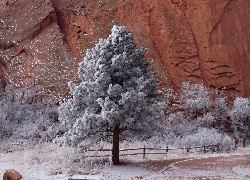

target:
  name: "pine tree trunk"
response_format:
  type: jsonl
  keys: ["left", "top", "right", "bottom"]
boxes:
{"left": 112, "top": 124, "right": 120, "bottom": 165}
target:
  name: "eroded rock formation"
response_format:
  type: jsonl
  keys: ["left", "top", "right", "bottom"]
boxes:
{"left": 0, "top": 0, "right": 77, "bottom": 101}
{"left": 0, "top": 0, "right": 250, "bottom": 100}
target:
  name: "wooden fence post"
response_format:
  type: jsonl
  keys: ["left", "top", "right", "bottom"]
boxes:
{"left": 243, "top": 137, "right": 246, "bottom": 148}
{"left": 143, "top": 146, "right": 145, "bottom": 159}
{"left": 204, "top": 145, "right": 206, "bottom": 153}
{"left": 166, "top": 146, "right": 168, "bottom": 153}
{"left": 234, "top": 138, "right": 238, "bottom": 148}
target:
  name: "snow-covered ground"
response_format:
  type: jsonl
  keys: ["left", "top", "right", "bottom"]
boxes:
{"left": 1, "top": 140, "right": 250, "bottom": 180}
{"left": 0, "top": 141, "right": 72, "bottom": 180}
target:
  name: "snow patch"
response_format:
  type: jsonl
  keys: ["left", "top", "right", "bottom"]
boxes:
{"left": 232, "top": 165, "right": 250, "bottom": 176}
{"left": 69, "top": 174, "right": 102, "bottom": 180}
{"left": 101, "top": 165, "right": 155, "bottom": 179}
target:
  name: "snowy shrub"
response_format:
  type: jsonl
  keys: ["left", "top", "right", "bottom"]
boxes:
{"left": 0, "top": 83, "right": 63, "bottom": 141}
{"left": 178, "top": 128, "right": 233, "bottom": 151}
{"left": 166, "top": 112, "right": 196, "bottom": 139}
{"left": 179, "top": 128, "right": 222, "bottom": 147}
{"left": 165, "top": 112, "right": 215, "bottom": 143}
{"left": 220, "top": 135, "right": 233, "bottom": 152}
{"left": 11, "top": 105, "right": 65, "bottom": 141}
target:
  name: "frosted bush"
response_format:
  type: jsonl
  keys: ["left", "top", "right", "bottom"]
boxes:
{"left": 196, "top": 112, "right": 215, "bottom": 127}
{"left": 0, "top": 84, "right": 63, "bottom": 141}
{"left": 178, "top": 128, "right": 233, "bottom": 151}
{"left": 179, "top": 128, "right": 220, "bottom": 146}
{"left": 166, "top": 112, "right": 197, "bottom": 138}
{"left": 220, "top": 135, "right": 233, "bottom": 152}
{"left": 0, "top": 103, "right": 63, "bottom": 141}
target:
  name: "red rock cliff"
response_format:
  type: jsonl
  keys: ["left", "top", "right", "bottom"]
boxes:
{"left": 0, "top": 0, "right": 250, "bottom": 100}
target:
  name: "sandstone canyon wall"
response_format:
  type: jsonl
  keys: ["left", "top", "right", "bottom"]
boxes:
{"left": 0, "top": 0, "right": 250, "bottom": 100}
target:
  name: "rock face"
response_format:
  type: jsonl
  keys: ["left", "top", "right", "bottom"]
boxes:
{"left": 0, "top": 0, "right": 77, "bottom": 101}
{"left": 0, "top": 0, "right": 250, "bottom": 100}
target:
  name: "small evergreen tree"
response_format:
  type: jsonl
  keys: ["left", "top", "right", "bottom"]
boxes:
{"left": 58, "top": 25, "right": 166, "bottom": 165}
{"left": 213, "top": 89, "right": 229, "bottom": 130}
{"left": 230, "top": 97, "right": 250, "bottom": 136}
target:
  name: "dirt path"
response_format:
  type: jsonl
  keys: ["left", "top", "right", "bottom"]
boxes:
{"left": 142, "top": 154, "right": 250, "bottom": 179}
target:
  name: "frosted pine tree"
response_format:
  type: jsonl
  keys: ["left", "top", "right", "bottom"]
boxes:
{"left": 58, "top": 25, "right": 166, "bottom": 165}
{"left": 213, "top": 89, "right": 229, "bottom": 130}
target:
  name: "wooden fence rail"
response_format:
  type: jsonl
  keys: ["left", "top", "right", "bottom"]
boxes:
{"left": 84, "top": 144, "right": 220, "bottom": 159}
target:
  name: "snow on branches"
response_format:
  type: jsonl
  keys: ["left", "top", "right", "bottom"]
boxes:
{"left": 179, "top": 82, "right": 212, "bottom": 117}
{"left": 230, "top": 97, "right": 250, "bottom": 136}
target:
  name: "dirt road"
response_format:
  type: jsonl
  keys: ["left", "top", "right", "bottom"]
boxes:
{"left": 142, "top": 154, "right": 250, "bottom": 179}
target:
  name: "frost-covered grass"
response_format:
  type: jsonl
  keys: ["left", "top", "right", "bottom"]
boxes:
{"left": 0, "top": 140, "right": 72, "bottom": 180}
{"left": 0, "top": 139, "right": 111, "bottom": 178}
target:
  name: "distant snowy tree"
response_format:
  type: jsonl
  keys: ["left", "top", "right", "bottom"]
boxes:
{"left": 179, "top": 82, "right": 212, "bottom": 118}
{"left": 213, "top": 90, "right": 229, "bottom": 129}
{"left": 57, "top": 25, "right": 167, "bottom": 164}
{"left": 230, "top": 97, "right": 250, "bottom": 136}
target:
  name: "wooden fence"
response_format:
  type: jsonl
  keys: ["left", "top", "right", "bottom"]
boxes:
{"left": 85, "top": 144, "right": 220, "bottom": 159}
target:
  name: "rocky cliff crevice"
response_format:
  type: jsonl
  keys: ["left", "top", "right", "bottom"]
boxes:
{"left": 30, "top": 10, "right": 57, "bottom": 40}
